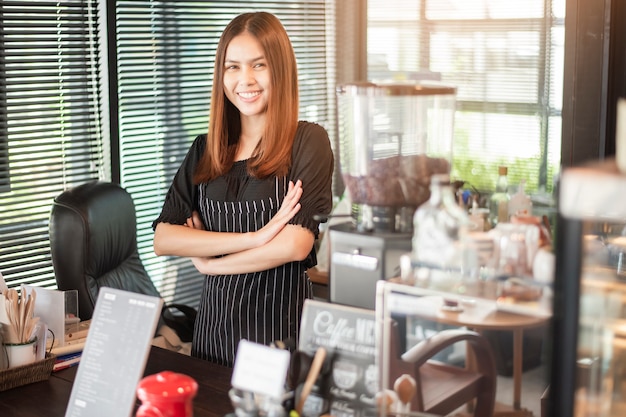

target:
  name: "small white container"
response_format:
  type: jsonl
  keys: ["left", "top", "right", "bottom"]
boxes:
{"left": 2, "top": 339, "right": 37, "bottom": 369}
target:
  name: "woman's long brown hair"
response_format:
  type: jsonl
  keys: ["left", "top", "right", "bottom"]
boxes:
{"left": 194, "top": 12, "right": 299, "bottom": 183}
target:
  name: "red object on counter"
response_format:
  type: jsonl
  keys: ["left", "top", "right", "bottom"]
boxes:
{"left": 136, "top": 371, "right": 198, "bottom": 417}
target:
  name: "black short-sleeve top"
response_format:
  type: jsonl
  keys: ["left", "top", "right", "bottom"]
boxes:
{"left": 152, "top": 121, "right": 334, "bottom": 268}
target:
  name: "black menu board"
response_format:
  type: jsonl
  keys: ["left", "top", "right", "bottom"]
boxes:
{"left": 65, "top": 287, "right": 163, "bottom": 417}
{"left": 298, "top": 299, "right": 378, "bottom": 417}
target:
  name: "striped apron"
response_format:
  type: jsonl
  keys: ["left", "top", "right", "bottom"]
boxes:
{"left": 191, "top": 175, "right": 313, "bottom": 367}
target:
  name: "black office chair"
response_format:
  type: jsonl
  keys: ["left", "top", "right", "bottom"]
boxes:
{"left": 48, "top": 181, "right": 197, "bottom": 345}
{"left": 49, "top": 181, "right": 162, "bottom": 321}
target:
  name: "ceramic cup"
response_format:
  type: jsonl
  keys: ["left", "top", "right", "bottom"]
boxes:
{"left": 2, "top": 338, "right": 37, "bottom": 369}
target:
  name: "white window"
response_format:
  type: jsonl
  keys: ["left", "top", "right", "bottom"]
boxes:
{"left": 368, "top": 0, "right": 564, "bottom": 199}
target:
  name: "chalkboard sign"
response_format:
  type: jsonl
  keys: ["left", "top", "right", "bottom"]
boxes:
{"left": 298, "top": 299, "right": 377, "bottom": 417}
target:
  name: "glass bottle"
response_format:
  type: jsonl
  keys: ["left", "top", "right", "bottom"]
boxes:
{"left": 410, "top": 174, "right": 478, "bottom": 293}
{"left": 489, "top": 166, "right": 510, "bottom": 228}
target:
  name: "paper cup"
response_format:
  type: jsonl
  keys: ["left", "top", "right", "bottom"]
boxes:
{"left": 3, "top": 339, "right": 37, "bottom": 368}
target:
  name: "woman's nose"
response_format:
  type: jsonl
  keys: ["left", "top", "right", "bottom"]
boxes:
{"left": 239, "top": 66, "right": 255, "bottom": 84}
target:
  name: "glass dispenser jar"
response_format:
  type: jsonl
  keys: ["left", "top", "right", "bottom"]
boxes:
{"left": 336, "top": 81, "right": 456, "bottom": 233}
{"left": 407, "top": 174, "right": 478, "bottom": 293}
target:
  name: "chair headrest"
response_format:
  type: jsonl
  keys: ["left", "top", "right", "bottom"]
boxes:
{"left": 51, "top": 181, "right": 138, "bottom": 271}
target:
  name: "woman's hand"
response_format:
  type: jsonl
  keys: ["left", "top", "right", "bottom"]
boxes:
{"left": 190, "top": 256, "right": 212, "bottom": 275}
{"left": 185, "top": 210, "right": 204, "bottom": 230}
{"left": 252, "top": 179, "right": 303, "bottom": 246}
{"left": 185, "top": 213, "right": 212, "bottom": 273}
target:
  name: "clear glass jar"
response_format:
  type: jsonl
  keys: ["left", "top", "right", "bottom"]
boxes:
{"left": 336, "top": 81, "right": 456, "bottom": 232}
{"left": 408, "top": 174, "right": 478, "bottom": 293}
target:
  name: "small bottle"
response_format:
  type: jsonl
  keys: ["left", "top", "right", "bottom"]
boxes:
{"left": 411, "top": 174, "right": 478, "bottom": 292}
{"left": 489, "top": 166, "right": 510, "bottom": 227}
{"left": 508, "top": 178, "right": 532, "bottom": 218}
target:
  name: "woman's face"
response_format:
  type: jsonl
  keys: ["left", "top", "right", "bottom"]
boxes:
{"left": 223, "top": 32, "right": 270, "bottom": 119}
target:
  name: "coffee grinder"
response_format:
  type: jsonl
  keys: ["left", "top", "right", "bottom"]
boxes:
{"left": 330, "top": 81, "right": 456, "bottom": 309}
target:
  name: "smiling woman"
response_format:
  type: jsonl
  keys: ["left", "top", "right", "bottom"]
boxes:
{"left": 151, "top": 12, "right": 334, "bottom": 367}
{"left": 114, "top": 1, "right": 335, "bottom": 309}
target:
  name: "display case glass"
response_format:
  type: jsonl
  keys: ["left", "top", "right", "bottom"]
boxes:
{"left": 551, "top": 158, "right": 626, "bottom": 417}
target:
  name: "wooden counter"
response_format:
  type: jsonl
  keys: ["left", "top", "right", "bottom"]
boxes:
{"left": 0, "top": 346, "right": 233, "bottom": 417}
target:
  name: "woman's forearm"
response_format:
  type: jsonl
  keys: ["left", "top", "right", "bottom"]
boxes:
{"left": 153, "top": 222, "right": 262, "bottom": 257}
{"left": 190, "top": 224, "right": 314, "bottom": 275}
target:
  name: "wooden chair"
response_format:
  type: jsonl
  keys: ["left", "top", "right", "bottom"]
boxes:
{"left": 387, "top": 325, "right": 497, "bottom": 417}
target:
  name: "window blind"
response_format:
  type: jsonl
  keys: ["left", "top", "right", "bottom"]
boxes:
{"left": 0, "top": 0, "right": 105, "bottom": 288}
{"left": 367, "top": 0, "right": 564, "bottom": 200}
{"left": 114, "top": 1, "right": 336, "bottom": 306}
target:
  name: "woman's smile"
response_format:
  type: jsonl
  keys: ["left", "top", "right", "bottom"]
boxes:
{"left": 237, "top": 90, "right": 262, "bottom": 100}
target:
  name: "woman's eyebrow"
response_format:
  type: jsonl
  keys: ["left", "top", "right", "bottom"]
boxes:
{"left": 225, "top": 55, "right": 265, "bottom": 64}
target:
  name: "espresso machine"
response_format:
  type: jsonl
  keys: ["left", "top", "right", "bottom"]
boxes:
{"left": 329, "top": 81, "right": 456, "bottom": 309}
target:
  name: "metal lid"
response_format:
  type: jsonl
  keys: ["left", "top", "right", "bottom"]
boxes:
{"left": 336, "top": 81, "right": 456, "bottom": 96}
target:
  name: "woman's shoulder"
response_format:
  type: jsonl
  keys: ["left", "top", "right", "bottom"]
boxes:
{"left": 172, "top": 133, "right": 207, "bottom": 177}
{"left": 291, "top": 121, "right": 333, "bottom": 169}
{"left": 182, "top": 133, "right": 207, "bottom": 163}
{"left": 296, "top": 120, "right": 329, "bottom": 137}
{"left": 294, "top": 121, "right": 331, "bottom": 150}
{"left": 191, "top": 133, "right": 207, "bottom": 151}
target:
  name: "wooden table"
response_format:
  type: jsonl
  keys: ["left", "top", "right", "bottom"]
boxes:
{"left": 402, "top": 294, "right": 549, "bottom": 416}
{"left": 0, "top": 346, "right": 234, "bottom": 417}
